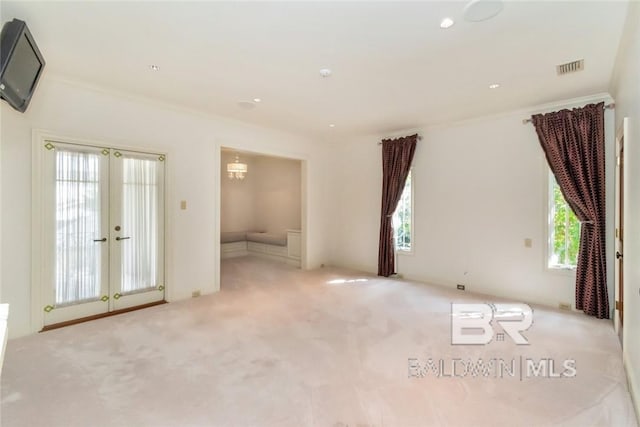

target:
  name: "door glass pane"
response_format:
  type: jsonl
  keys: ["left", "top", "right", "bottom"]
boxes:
{"left": 121, "top": 157, "right": 159, "bottom": 292}
{"left": 55, "top": 150, "right": 102, "bottom": 305}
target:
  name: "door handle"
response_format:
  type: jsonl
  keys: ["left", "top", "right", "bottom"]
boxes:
{"left": 616, "top": 251, "right": 623, "bottom": 259}
{"left": 93, "top": 238, "right": 107, "bottom": 242}
{"left": 115, "top": 236, "right": 131, "bottom": 241}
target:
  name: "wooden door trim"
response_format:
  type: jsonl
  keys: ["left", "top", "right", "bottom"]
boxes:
{"left": 41, "top": 300, "right": 167, "bottom": 332}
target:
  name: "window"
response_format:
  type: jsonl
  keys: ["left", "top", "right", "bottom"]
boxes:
{"left": 393, "top": 170, "right": 413, "bottom": 252}
{"left": 548, "top": 172, "right": 580, "bottom": 269}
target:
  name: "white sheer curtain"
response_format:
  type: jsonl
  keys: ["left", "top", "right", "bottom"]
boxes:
{"left": 121, "top": 157, "right": 158, "bottom": 293}
{"left": 55, "top": 150, "right": 102, "bottom": 305}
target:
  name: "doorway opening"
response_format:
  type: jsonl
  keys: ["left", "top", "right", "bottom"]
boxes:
{"left": 218, "top": 148, "right": 304, "bottom": 290}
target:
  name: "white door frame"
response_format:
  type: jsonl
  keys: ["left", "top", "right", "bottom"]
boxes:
{"left": 31, "top": 129, "right": 170, "bottom": 333}
{"left": 213, "top": 143, "right": 309, "bottom": 292}
{"left": 614, "top": 117, "right": 629, "bottom": 337}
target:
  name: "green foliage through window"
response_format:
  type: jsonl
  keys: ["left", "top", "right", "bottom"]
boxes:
{"left": 393, "top": 171, "right": 412, "bottom": 252}
{"left": 549, "top": 174, "right": 580, "bottom": 268}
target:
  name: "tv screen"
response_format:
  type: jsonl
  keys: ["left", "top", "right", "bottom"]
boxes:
{"left": 0, "top": 19, "right": 46, "bottom": 113}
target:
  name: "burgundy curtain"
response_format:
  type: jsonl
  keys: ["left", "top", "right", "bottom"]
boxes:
{"left": 532, "top": 102, "right": 608, "bottom": 319}
{"left": 378, "top": 134, "right": 418, "bottom": 277}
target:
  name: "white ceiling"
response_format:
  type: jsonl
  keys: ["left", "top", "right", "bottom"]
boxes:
{"left": 2, "top": 1, "right": 629, "bottom": 139}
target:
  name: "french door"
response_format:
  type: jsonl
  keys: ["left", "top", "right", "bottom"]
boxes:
{"left": 41, "top": 141, "right": 165, "bottom": 326}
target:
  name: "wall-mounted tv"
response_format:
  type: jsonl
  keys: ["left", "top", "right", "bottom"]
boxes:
{"left": 0, "top": 19, "right": 46, "bottom": 113}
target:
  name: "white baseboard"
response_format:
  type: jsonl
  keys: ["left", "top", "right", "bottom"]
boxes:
{"left": 221, "top": 241, "right": 249, "bottom": 259}
{"left": 330, "top": 262, "right": 589, "bottom": 316}
{"left": 624, "top": 350, "right": 640, "bottom": 423}
{"left": 221, "top": 240, "right": 300, "bottom": 267}
{"left": 0, "top": 304, "right": 8, "bottom": 376}
{"left": 285, "top": 257, "right": 301, "bottom": 267}
{"left": 221, "top": 250, "right": 249, "bottom": 259}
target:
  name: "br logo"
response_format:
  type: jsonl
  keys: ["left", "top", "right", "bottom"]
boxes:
{"left": 451, "top": 303, "right": 533, "bottom": 345}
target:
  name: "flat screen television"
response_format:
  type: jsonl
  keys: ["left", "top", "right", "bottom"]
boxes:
{"left": 0, "top": 19, "right": 46, "bottom": 113}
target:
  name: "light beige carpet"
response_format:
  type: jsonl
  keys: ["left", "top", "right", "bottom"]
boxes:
{"left": 1, "top": 256, "right": 637, "bottom": 426}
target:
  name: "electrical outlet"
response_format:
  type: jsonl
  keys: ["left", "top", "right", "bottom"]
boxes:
{"left": 180, "top": 200, "right": 187, "bottom": 210}
{"left": 559, "top": 302, "right": 571, "bottom": 311}
{"left": 524, "top": 238, "right": 533, "bottom": 248}
{"left": 192, "top": 290, "right": 201, "bottom": 298}
{"left": 457, "top": 284, "right": 465, "bottom": 291}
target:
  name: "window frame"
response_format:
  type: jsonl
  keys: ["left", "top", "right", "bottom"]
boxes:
{"left": 393, "top": 168, "right": 414, "bottom": 255}
{"left": 546, "top": 168, "right": 579, "bottom": 272}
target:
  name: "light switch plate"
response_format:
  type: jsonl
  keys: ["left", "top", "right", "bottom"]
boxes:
{"left": 180, "top": 200, "right": 187, "bottom": 210}
{"left": 524, "top": 238, "right": 532, "bottom": 248}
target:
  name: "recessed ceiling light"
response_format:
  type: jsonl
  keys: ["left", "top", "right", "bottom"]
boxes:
{"left": 440, "top": 17, "right": 455, "bottom": 29}
{"left": 329, "top": 124, "right": 335, "bottom": 128}
{"left": 489, "top": 83, "right": 501, "bottom": 89}
{"left": 319, "top": 68, "right": 332, "bottom": 78}
{"left": 463, "top": 0, "right": 504, "bottom": 22}
{"left": 149, "top": 65, "right": 160, "bottom": 71}
{"left": 253, "top": 98, "right": 261, "bottom": 103}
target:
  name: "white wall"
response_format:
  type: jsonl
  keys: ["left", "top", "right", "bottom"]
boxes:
{"left": 253, "top": 156, "right": 302, "bottom": 234}
{"left": 220, "top": 152, "right": 301, "bottom": 234}
{"left": 1, "top": 75, "right": 329, "bottom": 338}
{"left": 220, "top": 151, "right": 257, "bottom": 232}
{"left": 328, "top": 94, "right": 615, "bottom": 312}
{"left": 610, "top": 1, "right": 640, "bottom": 417}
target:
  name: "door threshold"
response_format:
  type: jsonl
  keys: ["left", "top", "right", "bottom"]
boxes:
{"left": 40, "top": 300, "right": 167, "bottom": 332}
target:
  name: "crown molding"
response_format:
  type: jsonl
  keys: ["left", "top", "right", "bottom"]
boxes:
{"left": 43, "top": 73, "right": 313, "bottom": 143}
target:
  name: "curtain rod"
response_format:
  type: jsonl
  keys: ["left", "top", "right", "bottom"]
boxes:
{"left": 377, "top": 135, "right": 422, "bottom": 145}
{"left": 522, "top": 103, "right": 615, "bottom": 125}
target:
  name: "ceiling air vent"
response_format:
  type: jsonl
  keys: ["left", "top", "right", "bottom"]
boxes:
{"left": 556, "top": 59, "right": 584, "bottom": 76}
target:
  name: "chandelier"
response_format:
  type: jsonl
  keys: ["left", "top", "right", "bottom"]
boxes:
{"left": 227, "top": 155, "right": 248, "bottom": 180}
